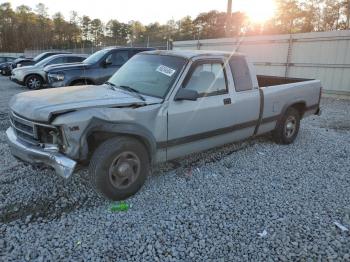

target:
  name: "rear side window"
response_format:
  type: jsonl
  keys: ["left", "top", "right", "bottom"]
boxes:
{"left": 67, "top": 56, "right": 84, "bottom": 63}
{"left": 229, "top": 56, "right": 253, "bottom": 92}
{"left": 46, "top": 57, "right": 65, "bottom": 65}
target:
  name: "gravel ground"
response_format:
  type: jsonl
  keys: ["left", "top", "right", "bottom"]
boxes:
{"left": 0, "top": 76, "right": 349, "bottom": 261}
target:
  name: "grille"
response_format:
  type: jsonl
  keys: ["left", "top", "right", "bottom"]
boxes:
{"left": 10, "top": 112, "right": 39, "bottom": 145}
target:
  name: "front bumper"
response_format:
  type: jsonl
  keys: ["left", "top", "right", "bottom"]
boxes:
{"left": 6, "top": 127, "right": 77, "bottom": 178}
{"left": 10, "top": 75, "right": 24, "bottom": 86}
{"left": 47, "top": 80, "right": 66, "bottom": 88}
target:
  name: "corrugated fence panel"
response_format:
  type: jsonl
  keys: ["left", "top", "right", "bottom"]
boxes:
{"left": 173, "top": 30, "right": 350, "bottom": 95}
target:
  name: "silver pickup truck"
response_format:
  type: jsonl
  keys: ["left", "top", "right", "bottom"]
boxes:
{"left": 6, "top": 50, "right": 322, "bottom": 200}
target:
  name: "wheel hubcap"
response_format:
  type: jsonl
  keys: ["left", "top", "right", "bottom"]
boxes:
{"left": 108, "top": 151, "right": 140, "bottom": 189}
{"left": 29, "top": 78, "right": 40, "bottom": 89}
{"left": 284, "top": 116, "right": 297, "bottom": 138}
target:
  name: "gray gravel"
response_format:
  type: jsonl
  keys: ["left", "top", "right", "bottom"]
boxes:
{"left": 0, "top": 76, "right": 349, "bottom": 261}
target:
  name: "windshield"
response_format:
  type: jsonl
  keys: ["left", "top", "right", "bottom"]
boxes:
{"left": 83, "top": 49, "right": 109, "bottom": 64}
{"left": 108, "top": 54, "right": 187, "bottom": 98}
{"left": 33, "top": 53, "right": 47, "bottom": 62}
{"left": 35, "top": 56, "right": 56, "bottom": 67}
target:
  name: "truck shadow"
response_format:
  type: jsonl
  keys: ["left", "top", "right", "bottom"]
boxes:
{"left": 0, "top": 134, "right": 273, "bottom": 224}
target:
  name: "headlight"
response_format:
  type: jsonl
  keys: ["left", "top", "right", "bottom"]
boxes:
{"left": 37, "top": 125, "right": 62, "bottom": 145}
{"left": 48, "top": 73, "right": 65, "bottom": 82}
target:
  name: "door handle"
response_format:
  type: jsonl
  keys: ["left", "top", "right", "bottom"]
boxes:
{"left": 223, "top": 98, "right": 231, "bottom": 105}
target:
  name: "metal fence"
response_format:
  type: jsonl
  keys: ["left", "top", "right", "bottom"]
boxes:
{"left": 0, "top": 52, "right": 24, "bottom": 58}
{"left": 24, "top": 42, "right": 168, "bottom": 58}
{"left": 173, "top": 30, "right": 350, "bottom": 96}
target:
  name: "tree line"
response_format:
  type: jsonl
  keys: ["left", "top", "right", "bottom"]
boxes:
{"left": 0, "top": 0, "right": 349, "bottom": 52}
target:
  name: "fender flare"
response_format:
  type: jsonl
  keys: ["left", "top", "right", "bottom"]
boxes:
{"left": 79, "top": 118, "right": 157, "bottom": 162}
{"left": 279, "top": 100, "right": 307, "bottom": 122}
{"left": 68, "top": 77, "right": 95, "bottom": 86}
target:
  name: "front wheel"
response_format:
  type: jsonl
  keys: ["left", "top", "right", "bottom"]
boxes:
{"left": 89, "top": 137, "right": 149, "bottom": 200}
{"left": 25, "top": 75, "right": 43, "bottom": 90}
{"left": 273, "top": 107, "right": 300, "bottom": 144}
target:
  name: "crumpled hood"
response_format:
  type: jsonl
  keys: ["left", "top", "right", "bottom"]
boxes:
{"left": 44, "top": 62, "right": 86, "bottom": 73}
{"left": 9, "top": 85, "right": 162, "bottom": 122}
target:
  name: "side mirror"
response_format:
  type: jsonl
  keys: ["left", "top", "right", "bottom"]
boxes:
{"left": 103, "top": 58, "right": 112, "bottom": 67}
{"left": 174, "top": 88, "right": 199, "bottom": 101}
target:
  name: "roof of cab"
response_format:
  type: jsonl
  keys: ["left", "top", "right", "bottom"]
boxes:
{"left": 142, "top": 50, "right": 244, "bottom": 59}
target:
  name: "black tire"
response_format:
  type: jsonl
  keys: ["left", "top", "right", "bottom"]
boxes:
{"left": 71, "top": 81, "right": 86, "bottom": 86}
{"left": 89, "top": 136, "right": 149, "bottom": 200}
{"left": 273, "top": 107, "right": 300, "bottom": 144}
{"left": 25, "top": 75, "right": 43, "bottom": 90}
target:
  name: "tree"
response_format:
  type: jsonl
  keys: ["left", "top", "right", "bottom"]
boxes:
{"left": 177, "top": 16, "right": 196, "bottom": 40}
{"left": 300, "top": 0, "right": 324, "bottom": 32}
{"left": 274, "top": 0, "right": 304, "bottom": 33}
{"left": 106, "top": 19, "right": 130, "bottom": 45}
{"left": 128, "top": 20, "right": 145, "bottom": 45}
{"left": 80, "top": 15, "right": 91, "bottom": 48}
{"left": 69, "top": 11, "right": 81, "bottom": 48}
{"left": 90, "top": 19, "right": 104, "bottom": 47}
{"left": 194, "top": 11, "right": 227, "bottom": 39}
{"left": 1, "top": 0, "right": 350, "bottom": 52}
{"left": 341, "top": 0, "right": 350, "bottom": 29}
{"left": 52, "top": 12, "right": 65, "bottom": 48}
{"left": 0, "top": 3, "right": 16, "bottom": 51}
{"left": 322, "top": 0, "right": 342, "bottom": 30}
{"left": 228, "top": 12, "right": 247, "bottom": 36}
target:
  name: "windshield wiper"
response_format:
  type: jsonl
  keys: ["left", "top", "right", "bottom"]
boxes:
{"left": 106, "top": 82, "right": 146, "bottom": 102}
{"left": 118, "top": 85, "right": 146, "bottom": 101}
{"left": 105, "top": 81, "right": 118, "bottom": 91}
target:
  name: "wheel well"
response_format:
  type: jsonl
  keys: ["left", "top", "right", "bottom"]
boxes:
{"left": 86, "top": 131, "right": 152, "bottom": 163}
{"left": 290, "top": 102, "right": 306, "bottom": 118}
{"left": 25, "top": 74, "right": 43, "bottom": 83}
{"left": 70, "top": 79, "right": 94, "bottom": 86}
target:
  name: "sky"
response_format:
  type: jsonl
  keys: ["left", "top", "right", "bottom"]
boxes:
{"left": 1, "top": 0, "right": 276, "bottom": 24}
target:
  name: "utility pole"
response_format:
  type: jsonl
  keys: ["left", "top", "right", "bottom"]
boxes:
{"left": 226, "top": 0, "right": 232, "bottom": 37}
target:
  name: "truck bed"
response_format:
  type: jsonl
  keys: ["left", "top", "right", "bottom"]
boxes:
{"left": 257, "top": 75, "right": 312, "bottom": 88}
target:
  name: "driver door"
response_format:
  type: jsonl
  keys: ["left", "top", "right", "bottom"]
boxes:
{"left": 166, "top": 59, "right": 236, "bottom": 160}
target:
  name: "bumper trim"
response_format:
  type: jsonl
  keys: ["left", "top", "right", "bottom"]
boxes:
{"left": 6, "top": 127, "right": 76, "bottom": 178}
{"left": 10, "top": 76, "right": 24, "bottom": 86}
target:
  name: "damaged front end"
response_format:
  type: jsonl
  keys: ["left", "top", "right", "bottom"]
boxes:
{"left": 6, "top": 111, "right": 76, "bottom": 178}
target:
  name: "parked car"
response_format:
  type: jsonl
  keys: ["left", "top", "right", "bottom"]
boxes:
{"left": 10, "top": 54, "right": 87, "bottom": 89}
{"left": 0, "top": 56, "right": 16, "bottom": 76}
{"left": 45, "top": 47, "right": 155, "bottom": 88}
{"left": 6, "top": 50, "right": 322, "bottom": 200}
{"left": 11, "top": 51, "right": 71, "bottom": 70}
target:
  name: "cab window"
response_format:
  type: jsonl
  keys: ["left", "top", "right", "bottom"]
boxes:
{"left": 229, "top": 56, "right": 253, "bottom": 92}
{"left": 184, "top": 62, "right": 228, "bottom": 97}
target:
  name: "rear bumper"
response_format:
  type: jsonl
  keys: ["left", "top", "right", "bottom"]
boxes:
{"left": 6, "top": 127, "right": 77, "bottom": 178}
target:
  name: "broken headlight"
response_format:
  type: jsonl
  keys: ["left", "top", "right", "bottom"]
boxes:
{"left": 48, "top": 72, "right": 64, "bottom": 82}
{"left": 37, "top": 126, "right": 62, "bottom": 145}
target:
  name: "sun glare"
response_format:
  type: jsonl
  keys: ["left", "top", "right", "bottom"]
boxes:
{"left": 238, "top": 0, "right": 276, "bottom": 23}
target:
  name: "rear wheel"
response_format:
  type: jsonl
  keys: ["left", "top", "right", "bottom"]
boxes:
{"left": 71, "top": 81, "right": 86, "bottom": 86}
{"left": 89, "top": 137, "right": 149, "bottom": 200}
{"left": 273, "top": 107, "right": 300, "bottom": 144}
{"left": 25, "top": 75, "right": 43, "bottom": 90}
